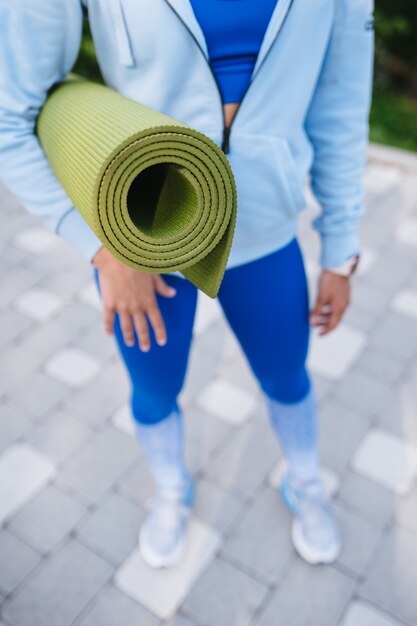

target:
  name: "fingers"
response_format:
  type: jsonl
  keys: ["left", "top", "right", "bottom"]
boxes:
{"left": 119, "top": 311, "right": 136, "bottom": 348}
{"left": 312, "top": 300, "right": 346, "bottom": 336}
{"left": 146, "top": 302, "right": 167, "bottom": 347}
{"left": 132, "top": 310, "right": 151, "bottom": 352}
{"left": 153, "top": 275, "right": 177, "bottom": 298}
{"left": 104, "top": 307, "right": 115, "bottom": 336}
{"left": 309, "top": 295, "right": 327, "bottom": 326}
{"left": 318, "top": 305, "right": 343, "bottom": 336}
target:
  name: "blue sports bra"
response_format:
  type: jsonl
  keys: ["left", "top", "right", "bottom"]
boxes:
{"left": 190, "top": 0, "right": 278, "bottom": 104}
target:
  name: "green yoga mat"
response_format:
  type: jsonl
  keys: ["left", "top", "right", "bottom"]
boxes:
{"left": 36, "top": 78, "right": 237, "bottom": 298}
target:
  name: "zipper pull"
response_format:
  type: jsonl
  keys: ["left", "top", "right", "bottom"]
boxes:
{"left": 221, "top": 125, "right": 231, "bottom": 154}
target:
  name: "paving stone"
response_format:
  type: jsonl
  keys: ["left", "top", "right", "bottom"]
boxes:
{"left": 115, "top": 518, "right": 220, "bottom": 620}
{"left": 182, "top": 557, "right": 268, "bottom": 626}
{"left": 45, "top": 347, "right": 101, "bottom": 388}
{"left": 343, "top": 306, "right": 377, "bottom": 334}
{"left": 63, "top": 361, "right": 130, "bottom": 427}
{"left": 0, "top": 530, "right": 41, "bottom": 595}
{"left": 167, "top": 616, "right": 197, "bottom": 626}
{"left": 337, "top": 471, "right": 396, "bottom": 528}
{"left": 356, "top": 247, "right": 378, "bottom": 276}
{"left": 395, "top": 483, "right": 417, "bottom": 534}
{"left": 341, "top": 600, "right": 404, "bottom": 626}
{"left": 116, "top": 458, "right": 154, "bottom": 506}
{"left": 8, "top": 486, "right": 86, "bottom": 554}
{"left": 0, "top": 265, "right": 39, "bottom": 309}
{"left": 268, "top": 458, "right": 340, "bottom": 496}
{"left": 55, "top": 427, "right": 139, "bottom": 505}
{"left": 74, "top": 586, "right": 159, "bottom": 626}
{"left": 369, "top": 311, "right": 417, "bottom": 362}
{"left": 333, "top": 502, "right": 382, "bottom": 576}
{"left": 349, "top": 278, "right": 390, "bottom": 317}
{"left": 185, "top": 415, "right": 233, "bottom": 475}
{"left": 375, "top": 380, "right": 417, "bottom": 446}
{"left": 359, "top": 526, "right": 417, "bottom": 626}
{"left": 0, "top": 444, "right": 55, "bottom": 524}
{"left": 331, "top": 367, "right": 392, "bottom": 420}
{"left": 26, "top": 409, "right": 92, "bottom": 464}
{"left": 193, "top": 477, "right": 245, "bottom": 533}
{"left": 0, "top": 404, "right": 31, "bottom": 454}
{"left": 364, "top": 163, "right": 402, "bottom": 196}
{"left": 0, "top": 343, "right": 43, "bottom": 398}
{"left": 77, "top": 282, "right": 102, "bottom": 312}
{"left": 254, "top": 559, "right": 354, "bottom": 626}
{"left": 40, "top": 263, "right": 92, "bottom": 297}
{"left": 112, "top": 402, "right": 135, "bottom": 437}
{"left": 179, "top": 342, "right": 220, "bottom": 408}
{"left": 13, "top": 287, "right": 67, "bottom": 322}
{"left": 0, "top": 304, "right": 100, "bottom": 397}
{"left": 190, "top": 318, "right": 229, "bottom": 365}
{"left": 194, "top": 291, "right": 222, "bottom": 336}
{"left": 196, "top": 378, "right": 258, "bottom": 425}
{"left": 352, "top": 428, "right": 417, "bottom": 495}
{"left": 217, "top": 354, "right": 263, "bottom": 396}
{"left": 354, "top": 348, "right": 403, "bottom": 386}
{"left": 13, "top": 227, "right": 60, "bottom": 254}
{"left": 395, "top": 217, "right": 417, "bottom": 247}
{"left": 391, "top": 288, "right": 417, "bottom": 319}
{"left": 318, "top": 399, "right": 370, "bottom": 474}
{"left": 307, "top": 324, "right": 366, "bottom": 381}
{"left": 365, "top": 244, "right": 417, "bottom": 292}
{"left": 184, "top": 404, "right": 232, "bottom": 464}
{"left": 75, "top": 322, "right": 116, "bottom": 362}
{"left": 77, "top": 492, "right": 142, "bottom": 566}
{"left": 204, "top": 414, "right": 280, "bottom": 499}
{"left": 310, "top": 372, "right": 332, "bottom": 402}
{"left": 221, "top": 485, "right": 292, "bottom": 583}
{"left": 0, "top": 309, "right": 33, "bottom": 349}
{"left": 1, "top": 540, "right": 112, "bottom": 626}
{"left": 4, "top": 371, "right": 71, "bottom": 422}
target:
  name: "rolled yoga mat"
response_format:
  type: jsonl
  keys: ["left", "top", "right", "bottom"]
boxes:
{"left": 36, "top": 78, "right": 237, "bottom": 298}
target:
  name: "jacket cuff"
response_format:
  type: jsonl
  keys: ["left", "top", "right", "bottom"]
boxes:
{"left": 56, "top": 208, "right": 103, "bottom": 263}
{"left": 319, "top": 231, "right": 361, "bottom": 270}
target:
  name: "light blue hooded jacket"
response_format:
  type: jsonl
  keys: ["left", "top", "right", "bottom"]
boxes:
{"left": 0, "top": 0, "right": 374, "bottom": 271}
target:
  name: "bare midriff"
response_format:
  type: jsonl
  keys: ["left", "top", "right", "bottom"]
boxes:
{"left": 223, "top": 102, "right": 240, "bottom": 128}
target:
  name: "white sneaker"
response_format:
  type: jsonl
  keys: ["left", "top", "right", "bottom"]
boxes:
{"left": 280, "top": 472, "right": 341, "bottom": 564}
{"left": 139, "top": 472, "right": 195, "bottom": 568}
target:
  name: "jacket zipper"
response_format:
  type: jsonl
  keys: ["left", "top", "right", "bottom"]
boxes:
{"left": 162, "top": 0, "right": 294, "bottom": 155}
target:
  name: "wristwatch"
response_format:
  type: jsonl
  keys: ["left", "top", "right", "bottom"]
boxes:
{"left": 325, "top": 254, "right": 360, "bottom": 278}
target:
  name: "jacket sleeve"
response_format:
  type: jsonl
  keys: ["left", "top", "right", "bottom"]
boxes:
{"left": 304, "top": 0, "right": 374, "bottom": 269}
{"left": 0, "top": 0, "right": 102, "bottom": 261}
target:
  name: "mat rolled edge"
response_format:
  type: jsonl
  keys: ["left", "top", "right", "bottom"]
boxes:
{"left": 36, "top": 78, "right": 237, "bottom": 298}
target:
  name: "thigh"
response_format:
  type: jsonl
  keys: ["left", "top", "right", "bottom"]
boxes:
{"left": 217, "top": 237, "right": 311, "bottom": 403}
{"left": 94, "top": 269, "right": 198, "bottom": 422}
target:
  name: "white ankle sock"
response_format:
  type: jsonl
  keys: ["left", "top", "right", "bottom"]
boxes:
{"left": 134, "top": 407, "right": 188, "bottom": 494}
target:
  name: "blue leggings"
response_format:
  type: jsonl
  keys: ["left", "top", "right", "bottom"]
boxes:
{"left": 94, "top": 236, "right": 312, "bottom": 424}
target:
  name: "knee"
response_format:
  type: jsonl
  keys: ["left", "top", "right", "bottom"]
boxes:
{"left": 261, "top": 368, "right": 311, "bottom": 405}
{"left": 130, "top": 389, "right": 179, "bottom": 425}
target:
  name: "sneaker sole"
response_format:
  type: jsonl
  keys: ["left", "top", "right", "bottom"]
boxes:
{"left": 291, "top": 519, "right": 341, "bottom": 565}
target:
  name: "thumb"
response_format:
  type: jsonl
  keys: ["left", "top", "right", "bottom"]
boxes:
{"left": 153, "top": 275, "right": 177, "bottom": 298}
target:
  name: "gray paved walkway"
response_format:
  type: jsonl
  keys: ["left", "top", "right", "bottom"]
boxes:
{"left": 1, "top": 144, "right": 417, "bottom": 626}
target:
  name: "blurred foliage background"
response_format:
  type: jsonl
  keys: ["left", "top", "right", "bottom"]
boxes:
{"left": 74, "top": 4, "right": 417, "bottom": 152}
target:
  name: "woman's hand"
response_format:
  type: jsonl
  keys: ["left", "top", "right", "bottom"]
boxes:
{"left": 309, "top": 270, "right": 351, "bottom": 336}
{"left": 92, "top": 247, "right": 176, "bottom": 350}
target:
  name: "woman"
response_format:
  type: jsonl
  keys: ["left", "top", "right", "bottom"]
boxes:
{"left": 0, "top": 0, "right": 374, "bottom": 567}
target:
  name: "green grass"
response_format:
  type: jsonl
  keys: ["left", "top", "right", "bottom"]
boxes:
{"left": 370, "top": 88, "right": 417, "bottom": 153}
{"left": 74, "top": 24, "right": 417, "bottom": 154}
